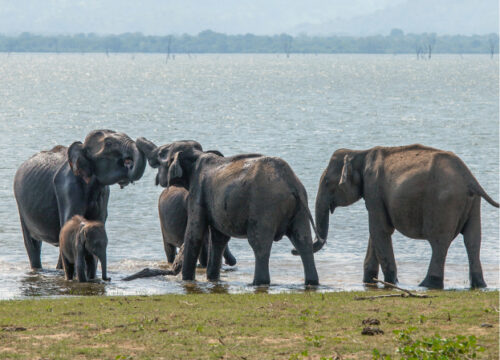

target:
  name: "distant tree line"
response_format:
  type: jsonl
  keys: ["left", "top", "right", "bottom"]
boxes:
{"left": 0, "top": 30, "right": 498, "bottom": 55}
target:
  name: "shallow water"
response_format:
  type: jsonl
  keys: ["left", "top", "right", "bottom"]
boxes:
{"left": 0, "top": 53, "right": 498, "bottom": 299}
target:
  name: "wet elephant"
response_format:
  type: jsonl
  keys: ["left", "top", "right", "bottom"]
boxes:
{"left": 159, "top": 184, "right": 237, "bottom": 267}
{"left": 138, "top": 139, "right": 236, "bottom": 267}
{"left": 309, "top": 144, "right": 498, "bottom": 289}
{"left": 14, "top": 130, "right": 146, "bottom": 269}
{"left": 137, "top": 138, "right": 321, "bottom": 286}
{"left": 59, "top": 215, "right": 109, "bottom": 282}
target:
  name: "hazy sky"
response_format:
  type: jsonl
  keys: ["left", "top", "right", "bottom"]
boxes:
{"left": 0, "top": 0, "right": 497, "bottom": 35}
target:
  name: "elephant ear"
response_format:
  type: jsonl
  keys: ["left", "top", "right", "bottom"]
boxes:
{"left": 339, "top": 154, "right": 361, "bottom": 186}
{"left": 136, "top": 137, "right": 161, "bottom": 168}
{"left": 206, "top": 150, "right": 224, "bottom": 157}
{"left": 68, "top": 141, "right": 93, "bottom": 184}
{"left": 167, "top": 152, "right": 183, "bottom": 186}
{"left": 339, "top": 154, "right": 352, "bottom": 186}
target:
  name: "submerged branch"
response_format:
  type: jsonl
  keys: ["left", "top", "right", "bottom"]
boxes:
{"left": 122, "top": 244, "right": 184, "bottom": 281}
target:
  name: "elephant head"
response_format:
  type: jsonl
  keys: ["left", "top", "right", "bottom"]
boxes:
{"left": 68, "top": 130, "right": 146, "bottom": 188}
{"left": 79, "top": 222, "right": 109, "bottom": 281}
{"left": 313, "top": 149, "right": 364, "bottom": 252}
{"left": 136, "top": 138, "right": 205, "bottom": 188}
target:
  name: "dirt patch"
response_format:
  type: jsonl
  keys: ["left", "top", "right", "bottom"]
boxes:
{"left": 19, "top": 333, "right": 73, "bottom": 340}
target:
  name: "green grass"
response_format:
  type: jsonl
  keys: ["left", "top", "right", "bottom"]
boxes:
{"left": 0, "top": 290, "right": 498, "bottom": 359}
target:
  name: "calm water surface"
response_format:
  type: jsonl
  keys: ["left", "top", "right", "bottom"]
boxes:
{"left": 0, "top": 54, "right": 498, "bottom": 299}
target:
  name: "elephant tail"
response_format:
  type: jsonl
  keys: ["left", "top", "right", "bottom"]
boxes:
{"left": 291, "top": 192, "right": 326, "bottom": 256}
{"left": 469, "top": 183, "right": 499, "bottom": 208}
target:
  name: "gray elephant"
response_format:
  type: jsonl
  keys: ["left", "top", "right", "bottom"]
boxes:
{"left": 59, "top": 215, "right": 109, "bottom": 282}
{"left": 137, "top": 138, "right": 321, "bottom": 286}
{"left": 139, "top": 139, "right": 236, "bottom": 267}
{"left": 14, "top": 130, "right": 146, "bottom": 269}
{"left": 159, "top": 184, "right": 237, "bottom": 267}
{"left": 309, "top": 144, "right": 498, "bottom": 289}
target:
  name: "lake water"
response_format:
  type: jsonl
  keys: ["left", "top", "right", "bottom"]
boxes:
{"left": 0, "top": 53, "right": 498, "bottom": 299}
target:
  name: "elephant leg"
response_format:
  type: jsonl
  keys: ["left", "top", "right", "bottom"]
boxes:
{"left": 462, "top": 198, "right": 486, "bottom": 288}
{"left": 85, "top": 254, "right": 97, "bottom": 280}
{"left": 248, "top": 224, "right": 274, "bottom": 286}
{"left": 164, "top": 243, "right": 177, "bottom": 264}
{"left": 198, "top": 236, "right": 209, "bottom": 268}
{"left": 206, "top": 229, "right": 230, "bottom": 281}
{"left": 223, "top": 245, "right": 237, "bottom": 266}
{"left": 182, "top": 208, "right": 207, "bottom": 281}
{"left": 61, "top": 255, "right": 74, "bottom": 280}
{"left": 363, "top": 236, "right": 379, "bottom": 284}
{"left": 369, "top": 212, "right": 398, "bottom": 285}
{"left": 76, "top": 250, "right": 88, "bottom": 282}
{"left": 56, "top": 254, "right": 64, "bottom": 269}
{"left": 419, "top": 239, "right": 451, "bottom": 289}
{"left": 288, "top": 212, "right": 319, "bottom": 286}
{"left": 20, "top": 217, "right": 42, "bottom": 269}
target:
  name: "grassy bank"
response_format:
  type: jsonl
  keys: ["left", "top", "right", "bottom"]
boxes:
{"left": 0, "top": 290, "right": 498, "bottom": 359}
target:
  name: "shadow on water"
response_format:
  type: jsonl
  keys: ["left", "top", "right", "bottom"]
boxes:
{"left": 20, "top": 269, "right": 107, "bottom": 297}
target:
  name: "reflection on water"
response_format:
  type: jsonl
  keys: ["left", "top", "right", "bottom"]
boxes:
{"left": 0, "top": 54, "right": 498, "bottom": 299}
{"left": 20, "top": 270, "right": 107, "bottom": 297}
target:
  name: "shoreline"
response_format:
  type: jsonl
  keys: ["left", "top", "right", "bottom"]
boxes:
{"left": 1, "top": 290, "right": 498, "bottom": 359}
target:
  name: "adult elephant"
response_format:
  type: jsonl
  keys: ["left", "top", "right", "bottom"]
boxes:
{"left": 136, "top": 138, "right": 320, "bottom": 286}
{"left": 139, "top": 139, "right": 236, "bottom": 267}
{"left": 308, "top": 144, "right": 498, "bottom": 289}
{"left": 14, "top": 129, "right": 146, "bottom": 269}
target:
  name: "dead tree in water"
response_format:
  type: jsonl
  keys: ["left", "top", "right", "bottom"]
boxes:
{"left": 123, "top": 244, "right": 184, "bottom": 281}
{"left": 489, "top": 34, "right": 499, "bottom": 58}
{"left": 281, "top": 34, "right": 293, "bottom": 58}
{"left": 165, "top": 35, "right": 173, "bottom": 63}
{"left": 415, "top": 44, "right": 424, "bottom": 59}
{"left": 426, "top": 33, "right": 436, "bottom": 59}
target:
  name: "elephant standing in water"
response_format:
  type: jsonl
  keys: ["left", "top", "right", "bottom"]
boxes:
{"left": 140, "top": 139, "right": 236, "bottom": 267}
{"left": 14, "top": 130, "right": 146, "bottom": 269}
{"left": 59, "top": 215, "right": 110, "bottom": 282}
{"left": 137, "top": 138, "right": 321, "bottom": 286}
{"left": 308, "top": 144, "right": 498, "bottom": 289}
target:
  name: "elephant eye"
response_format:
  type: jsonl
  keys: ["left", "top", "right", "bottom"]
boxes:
{"left": 159, "top": 149, "right": 168, "bottom": 160}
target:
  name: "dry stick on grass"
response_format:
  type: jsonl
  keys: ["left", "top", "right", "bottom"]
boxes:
{"left": 122, "top": 244, "right": 184, "bottom": 281}
{"left": 355, "top": 278, "right": 433, "bottom": 300}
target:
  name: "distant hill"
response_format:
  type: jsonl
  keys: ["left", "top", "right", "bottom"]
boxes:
{"left": 0, "top": 0, "right": 497, "bottom": 36}
{"left": 292, "top": 0, "right": 499, "bottom": 35}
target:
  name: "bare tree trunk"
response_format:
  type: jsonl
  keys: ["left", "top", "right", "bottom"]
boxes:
{"left": 122, "top": 244, "right": 184, "bottom": 281}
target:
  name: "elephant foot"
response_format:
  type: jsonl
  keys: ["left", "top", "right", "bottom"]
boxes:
{"left": 305, "top": 278, "right": 319, "bottom": 286}
{"left": 224, "top": 255, "right": 237, "bottom": 267}
{"left": 383, "top": 271, "right": 398, "bottom": 285}
{"left": 363, "top": 270, "right": 379, "bottom": 284}
{"left": 30, "top": 263, "right": 42, "bottom": 270}
{"left": 470, "top": 272, "right": 487, "bottom": 289}
{"left": 252, "top": 278, "right": 271, "bottom": 286}
{"left": 419, "top": 275, "right": 444, "bottom": 289}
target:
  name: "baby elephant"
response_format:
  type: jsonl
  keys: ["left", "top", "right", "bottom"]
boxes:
{"left": 59, "top": 215, "right": 110, "bottom": 282}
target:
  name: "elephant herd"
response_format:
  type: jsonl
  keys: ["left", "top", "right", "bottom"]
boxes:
{"left": 13, "top": 130, "right": 499, "bottom": 289}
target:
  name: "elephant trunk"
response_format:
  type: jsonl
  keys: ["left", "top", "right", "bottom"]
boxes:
{"left": 99, "top": 252, "right": 110, "bottom": 281}
{"left": 312, "top": 177, "right": 333, "bottom": 253}
{"left": 136, "top": 137, "right": 160, "bottom": 168}
{"left": 127, "top": 142, "right": 146, "bottom": 182}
